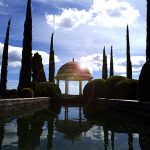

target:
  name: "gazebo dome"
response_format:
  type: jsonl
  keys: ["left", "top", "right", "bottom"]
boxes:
{"left": 56, "top": 59, "right": 93, "bottom": 81}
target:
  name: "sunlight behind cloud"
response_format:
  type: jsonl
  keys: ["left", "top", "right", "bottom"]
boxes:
{"left": 46, "top": 0, "right": 140, "bottom": 29}
{"left": 79, "top": 53, "right": 145, "bottom": 79}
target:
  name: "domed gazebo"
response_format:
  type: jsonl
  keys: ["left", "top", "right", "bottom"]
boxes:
{"left": 55, "top": 58, "right": 93, "bottom": 95}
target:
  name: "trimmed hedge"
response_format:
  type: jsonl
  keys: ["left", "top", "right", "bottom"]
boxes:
{"left": 138, "top": 59, "right": 150, "bottom": 101}
{"left": 36, "top": 82, "right": 61, "bottom": 97}
{"left": 6, "top": 89, "right": 18, "bottom": 98}
{"left": 20, "top": 88, "right": 34, "bottom": 98}
{"left": 106, "top": 76, "right": 126, "bottom": 99}
{"left": 115, "top": 79, "right": 138, "bottom": 100}
{"left": 83, "top": 79, "right": 106, "bottom": 98}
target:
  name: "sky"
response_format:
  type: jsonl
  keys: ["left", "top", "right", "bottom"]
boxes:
{"left": 0, "top": 0, "right": 147, "bottom": 94}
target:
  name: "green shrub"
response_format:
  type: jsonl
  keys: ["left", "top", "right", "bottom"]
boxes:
{"left": 115, "top": 79, "right": 138, "bottom": 100}
{"left": 83, "top": 79, "right": 106, "bottom": 98}
{"left": 138, "top": 59, "right": 150, "bottom": 101}
{"left": 36, "top": 82, "right": 61, "bottom": 97}
{"left": 106, "top": 76, "right": 126, "bottom": 99}
{"left": 6, "top": 89, "right": 18, "bottom": 98}
{"left": 20, "top": 88, "right": 34, "bottom": 98}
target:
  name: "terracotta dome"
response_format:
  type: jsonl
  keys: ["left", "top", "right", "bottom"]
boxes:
{"left": 56, "top": 59, "right": 93, "bottom": 81}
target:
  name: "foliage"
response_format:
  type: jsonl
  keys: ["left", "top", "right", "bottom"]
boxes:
{"left": 110, "top": 46, "right": 114, "bottom": 77}
{"left": 106, "top": 76, "right": 126, "bottom": 99}
{"left": 6, "top": 89, "right": 18, "bottom": 98}
{"left": 0, "top": 19, "right": 11, "bottom": 97}
{"left": 126, "top": 25, "right": 132, "bottom": 79}
{"left": 20, "top": 88, "right": 34, "bottom": 98}
{"left": 32, "top": 53, "right": 46, "bottom": 83}
{"left": 115, "top": 79, "right": 138, "bottom": 100}
{"left": 102, "top": 47, "right": 108, "bottom": 79}
{"left": 138, "top": 59, "right": 150, "bottom": 101}
{"left": 36, "top": 82, "right": 61, "bottom": 97}
{"left": 49, "top": 33, "right": 55, "bottom": 83}
{"left": 146, "top": 0, "right": 150, "bottom": 59}
{"left": 18, "top": 0, "right": 32, "bottom": 93}
{"left": 83, "top": 79, "right": 106, "bottom": 98}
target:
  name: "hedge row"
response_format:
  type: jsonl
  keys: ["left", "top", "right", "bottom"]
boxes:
{"left": 83, "top": 76, "right": 138, "bottom": 100}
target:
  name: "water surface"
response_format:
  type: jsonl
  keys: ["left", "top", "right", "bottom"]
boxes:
{"left": 0, "top": 102, "right": 149, "bottom": 150}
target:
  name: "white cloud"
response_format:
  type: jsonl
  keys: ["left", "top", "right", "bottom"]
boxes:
{"left": 85, "top": 126, "right": 104, "bottom": 141}
{"left": 0, "top": 42, "right": 60, "bottom": 69}
{"left": 79, "top": 53, "right": 145, "bottom": 79}
{"left": 0, "top": 1, "right": 7, "bottom": 7}
{"left": 79, "top": 53, "right": 102, "bottom": 73}
{"left": 45, "top": 0, "right": 140, "bottom": 29}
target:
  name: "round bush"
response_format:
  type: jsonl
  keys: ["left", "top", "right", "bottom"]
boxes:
{"left": 106, "top": 76, "right": 126, "bottom": 99}
{"left": 115, "top": 79, "right": 138, "bottom": 100}
{"left": 20, "top": 88, "right": 34, "bottom": 98}
{"left": 36, "top": 82, "right": 61, "bottom": 97}
{"left": 6, "top": 89, "right": 18, "bottom": 98}
{"left": 83, "top": 79, "right": 106, "bottom": 98}
{"left": 138, "top": 59, "right": 150, "bottom": 101}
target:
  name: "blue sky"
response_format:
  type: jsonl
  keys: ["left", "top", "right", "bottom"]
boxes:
{"left": 0, "top": 0, "right": 147, "bottom": 94}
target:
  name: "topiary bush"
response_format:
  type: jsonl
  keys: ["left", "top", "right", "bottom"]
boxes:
{"left": 6, "top": 89, "right": 18, "bottom": 98}
{"left": 83, "top": 79, "right": 106, "bottom": 98}
{"left": 115, "top": 79, "right": 138, "bottom": 100}
{"left": 36, "top": 82, "right": 61, "bottom": 97}
{"left": 138, "top": 59, "right": 150, "bottom": 101}
{"left": 106, "top": 76, "right": 126, "bottom": 99}
{"left": 20, "top": 88, "right": 34, "bottom": 98}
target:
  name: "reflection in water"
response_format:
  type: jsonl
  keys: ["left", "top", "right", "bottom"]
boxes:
{"left": 103, "top": 126, "right": 108, "bottom": 150}
{"left": 17, "top": 119, "right": 31, "bottom": 150}
{"left": 30, "top": 120, "right": 44, "bottom": 149}
{"left": 128, "top": 133, "right": 133, "bottom": 150}
{"left": 47, "top": 120, "right": 54, "bottom": 150}
{"left": 139, "top": 127, "right": 150, "bottom": 150}
{"left": 0, "top": 102, "right": 150, "bottom": 149}
{"left": 111, "top": 132, "right": 114, "bottom": 150}
{"left": 0, "top": 125, "right": 4, "bottom": 149}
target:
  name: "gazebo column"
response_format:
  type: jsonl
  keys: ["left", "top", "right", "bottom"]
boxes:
{"left": 65, "top": 80, "right": 69, "bottom": 95}
{"left": 79, "top": 80, "right": 82, "bottom": 95}
{"left": 56, "top": 79, "right": 59, "bottom": 87}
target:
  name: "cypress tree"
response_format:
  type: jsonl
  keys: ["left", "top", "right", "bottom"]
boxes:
{"left": 110, "top": 46, "right": 114, "bottom": 77}
{"left": 105, "top": 55, "right": 108, "bottom": 79}
{"left": 32, "top": 53, "right": 46, "bottom": 83}
{"left": 146, "top": 0, "right": 150, "bottom": 60}
{"left": 102, "top": 47, "right": 108, "bottom": 79}
{"left": 49, "top": 33, "right": 55, "bottom": 83}
{"left": 18, "top": 0, "right": 32, "bottom": 93}
{"left": 138, "top": 0, "right": 150, "bottom": 101}
{"left": 126, "top": 25, "right": 132, "bottom": 79}
{"left": 0, "top": 19, "right": 11, "bottom": 97}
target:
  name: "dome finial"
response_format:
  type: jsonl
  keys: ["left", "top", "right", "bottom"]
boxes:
{"left": 72, "top": 58, "right": 74, "bottom": 62}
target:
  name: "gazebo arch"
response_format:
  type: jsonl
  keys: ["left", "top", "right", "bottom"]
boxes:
{"left": 55, "top": 58, "right": 93, "bottom": 95}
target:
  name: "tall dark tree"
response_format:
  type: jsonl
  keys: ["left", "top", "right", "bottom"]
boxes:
{"left": 49, "top": 33, "right": 55, "bottom": 83}
{"left": 126, "top": 25, "right": 132, "bottom": 79}
{"left": 138, "top": 0, "right": 150, "bottom": 101}
{"left": 146, "top": 0, "right": 150, "bottom": 60}
{"left": 102, "top": 47, "right": 108, "bottom": 79}
{"left": 18, "top": 0, "right": 32, "bottom": 93}
{"left": 110, "top": 46, "right": 114, "bottom": 77}
{"left": 32, "top": 53, "right": 46, "bottom": 83}
{"left": 0, "top": 19, "right": 11, "bottom": 97}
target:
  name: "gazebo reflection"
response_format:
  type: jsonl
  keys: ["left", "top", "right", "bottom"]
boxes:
{"left": 55, "top": 107, "right": 92, "bottom": 142}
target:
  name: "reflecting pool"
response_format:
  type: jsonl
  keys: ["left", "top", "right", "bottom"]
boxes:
{"left": 0, "top": 102, "right": 150, "bottom": 150}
